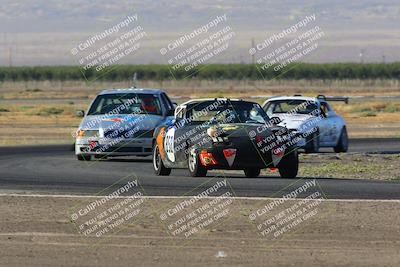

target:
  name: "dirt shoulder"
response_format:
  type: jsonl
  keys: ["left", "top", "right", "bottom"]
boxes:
{"left": 298, "top": 153, "right": 400, "bottom": 180}
{"left": 0, "top": 195, "right": 399, "bottom": 267}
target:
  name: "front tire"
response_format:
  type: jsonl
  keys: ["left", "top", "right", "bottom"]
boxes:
{"left": 334, "top": 127, "right": 349, "bottom": 153}
{"left": 278, "top": 150, "right": 299, "bottom": 178}
{"left": 305, "top": 129, "right": 319, "bottom": 153}
{"left": 244, "top": 169, "right": 260, "bottom": 178}
{"left": 153, "top": 144, "right": 171, "bottom": 176}
{"left": 188, "top": 149, "right": 207, "bottom": 177}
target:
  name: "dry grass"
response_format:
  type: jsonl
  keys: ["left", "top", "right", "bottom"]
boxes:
{"left": 298, "top": 154, "right": 400, "bottom": 180}
{"left": 328, "top": 101, "right": 400, "bottom": 138}
{"left": 1, "top": 79, "right": 400, "bottom": 99}
{"left": 0, "top": 104, "right": 82, "bottom": 145}
{"left": 0, "top": 79, "right": 399, "bottom": 145}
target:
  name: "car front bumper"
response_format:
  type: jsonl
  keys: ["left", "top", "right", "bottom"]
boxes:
{"left": 75, "top": 137, "right": 153, "bottom": 156}
{"left": 193, "top": 143, "right": 296, "bottom": 170}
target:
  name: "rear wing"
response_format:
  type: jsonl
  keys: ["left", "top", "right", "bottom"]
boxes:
{"left": 317, "top": 95, "right": 349, "bottom": 104}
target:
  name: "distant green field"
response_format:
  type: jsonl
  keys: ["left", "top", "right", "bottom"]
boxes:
{"left": 0, "top": 63, "right": 399, "bottom": 81}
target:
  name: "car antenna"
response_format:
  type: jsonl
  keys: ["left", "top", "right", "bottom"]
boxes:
{"left": 132, "top": 72, "right": 138, "bottom": 88}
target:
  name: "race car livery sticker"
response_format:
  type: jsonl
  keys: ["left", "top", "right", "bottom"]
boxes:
{"left": 222, "top": 125, "right": 239, "bottom": 131}
{"left": 271, "top": 147, "right": 284, "bottom": 166}
{"left": 223, "top": 148, "right": 237, "bottom": 167}
{"left": 102, "top": 118, "right": 123, "bottom": 123}
{"left": 164, "top": 127, "right": 176, "bottom": 162}
{"left": 156, "top": 128, "right": 165, "bottom": 159}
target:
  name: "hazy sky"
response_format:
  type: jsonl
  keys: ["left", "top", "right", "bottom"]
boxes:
{"left": 1, "top": 0, "right": 399, "bottom": 65}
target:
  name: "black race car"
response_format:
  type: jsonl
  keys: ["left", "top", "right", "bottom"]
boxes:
{"left": 152, "top": 98, "right": 298, "bottom": 178}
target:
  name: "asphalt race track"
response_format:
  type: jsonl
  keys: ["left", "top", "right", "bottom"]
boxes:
{"left": 0, "top": 138, "right": 399, "bottom": 199}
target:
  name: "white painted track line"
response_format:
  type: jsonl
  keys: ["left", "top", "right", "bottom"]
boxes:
{"left": 1, "top": 193, "right": 400, "bottom": 203}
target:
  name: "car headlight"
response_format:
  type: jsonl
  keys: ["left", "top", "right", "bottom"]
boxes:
{"left": 77, "top": 130, "right": 99, "bottom": 138}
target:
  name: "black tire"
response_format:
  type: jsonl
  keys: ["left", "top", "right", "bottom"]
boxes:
{"left": 77, "top": 154, "right": 91, "bottom": 161}
{"left": 187, "top": 148, "right": 207, "bottom": 177}
{"left": 305, "top": 129, "right": 320, "bottom": 153}
{"left": 244, "top": 169, "right": 261, "bottom": 178}
{"left": 278, "top": 150, "right": 299, "bottom": 178}
{"left": 334, "top": 127, "right": 349, "bottom": 153}
{"left": 153, "top": 144, "right": 171, "bottom": 176}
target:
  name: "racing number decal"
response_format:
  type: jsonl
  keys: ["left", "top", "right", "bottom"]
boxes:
{"left": 164, "top": 127, "right": 175, "bottom": 162}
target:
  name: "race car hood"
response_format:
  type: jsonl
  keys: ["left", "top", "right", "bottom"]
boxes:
{"left": 271, "top": 113, "right": 316, "bottom": 130}
{"left": 79, "top": 114, "right": 165, "bottom": 136}
{"left": 210, "top": 123, "right": 282, "bottom": 137}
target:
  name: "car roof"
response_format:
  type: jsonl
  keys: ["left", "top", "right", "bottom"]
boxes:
{"left": 99, "top": 88, "right": 165, "bottom": 95}
{"left": 266, "top": 96, "right": 318, "bottom": 102}
{"left": 179, "top": 98, "right": 249, "bottom": 107}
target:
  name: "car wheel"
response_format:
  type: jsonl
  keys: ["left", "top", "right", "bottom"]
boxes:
{"left": 278, "top": 149, "right": 299, "bottom": 178}
{"left": 187, "top": 148, "right": 207, "bottom": 177}
{"left": 305, "top": 129, "right": 319, "bottom": 153}
{"left": 334, "top": 127, "right": 348, "bottom": 153}
{"left": 77, "top": 154, "right": 91, "bottom": 161}
{"left": 244, "top": 169, "right": 260, "bottom": 178}
{"left": 153, "top": 144, "right": 171, "bottom": 176}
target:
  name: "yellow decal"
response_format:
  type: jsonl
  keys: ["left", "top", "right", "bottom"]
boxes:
{"left": 222, "top": 126, "right": 239, "bottom": 131}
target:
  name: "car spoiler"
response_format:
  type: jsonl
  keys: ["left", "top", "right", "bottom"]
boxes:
{"left": 317, "top": 95, "right": 349, "bottom": 104}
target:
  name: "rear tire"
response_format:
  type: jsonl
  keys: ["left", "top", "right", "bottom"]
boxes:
{"left": 244, "top": 169, "right": 260, "bottom": 178}
{"left": 77, "top": 155, "right": 91, "bottom": 161}
{"left": 153, "top": 144, "right": 171, "bottom": 176}
{"left": 305, "top": 130, "right": 319, "bottom": 153}
{"left": 334, "top": 127, "right": 348, "bottom": 153}
{"left": 188, "top": 148, "right": 207, "bottom": 177}
{"left": 278, "top": 150, "right": 299, "bottom": 178}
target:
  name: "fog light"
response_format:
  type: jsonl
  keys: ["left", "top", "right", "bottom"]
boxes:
{"left": 199, "top": 151, "right": 218, "bottom": 166}
{"left": 207, "top": 127, "right": 218, "bottom": 138}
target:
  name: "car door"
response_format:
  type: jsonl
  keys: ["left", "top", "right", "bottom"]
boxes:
{"left": 319, "top": 102, "right": 338, "bottom": 145}
{"left": 164, "top": 107, "right": 188, "bottom": 165}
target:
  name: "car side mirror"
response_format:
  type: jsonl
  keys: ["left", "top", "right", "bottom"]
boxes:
{"left": 76, "top": 110, "right": 85, "bottom": 117}
{"left": 172, "top": 102, "right": 178, "bottom": 108}
{"left": 319, "top": 109, "right": 327, "bottom": 118}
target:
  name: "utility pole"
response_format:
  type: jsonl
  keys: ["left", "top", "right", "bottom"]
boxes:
{"left": 251, "top": 38, "right": 255, "bottom": 64}
{"left": 132, "top": 72, "right": 137, "bottom": 88}
{"left": 8, "top": 47, "right": 12, "bottom": 67}
{"left": 359, "top": 49, "right": 364, "bottom": 63}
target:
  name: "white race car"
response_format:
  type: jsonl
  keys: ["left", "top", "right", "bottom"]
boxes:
{"left": 263, "top": 95, "right": 349, "bottom": 153}
{"left": 75, "top": 88, "right": 175, "bottom": 160}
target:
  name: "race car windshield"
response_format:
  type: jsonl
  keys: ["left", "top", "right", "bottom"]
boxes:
{"left": 265, "top": 100, "right": 319, "bottom": 115}
{"left": 87, "top": 93, "right": 163, "bottom": 116}
{"left": 186, "top": 101, "right": 270, "bottom": 124}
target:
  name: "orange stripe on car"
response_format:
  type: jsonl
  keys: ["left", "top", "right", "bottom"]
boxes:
{"left": 157, "top": 127, "right": 165, "bottom": 159}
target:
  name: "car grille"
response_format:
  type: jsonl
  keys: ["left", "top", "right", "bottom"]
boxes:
{"left": 104, "top": 129, "right": 154, "bottom": 139}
